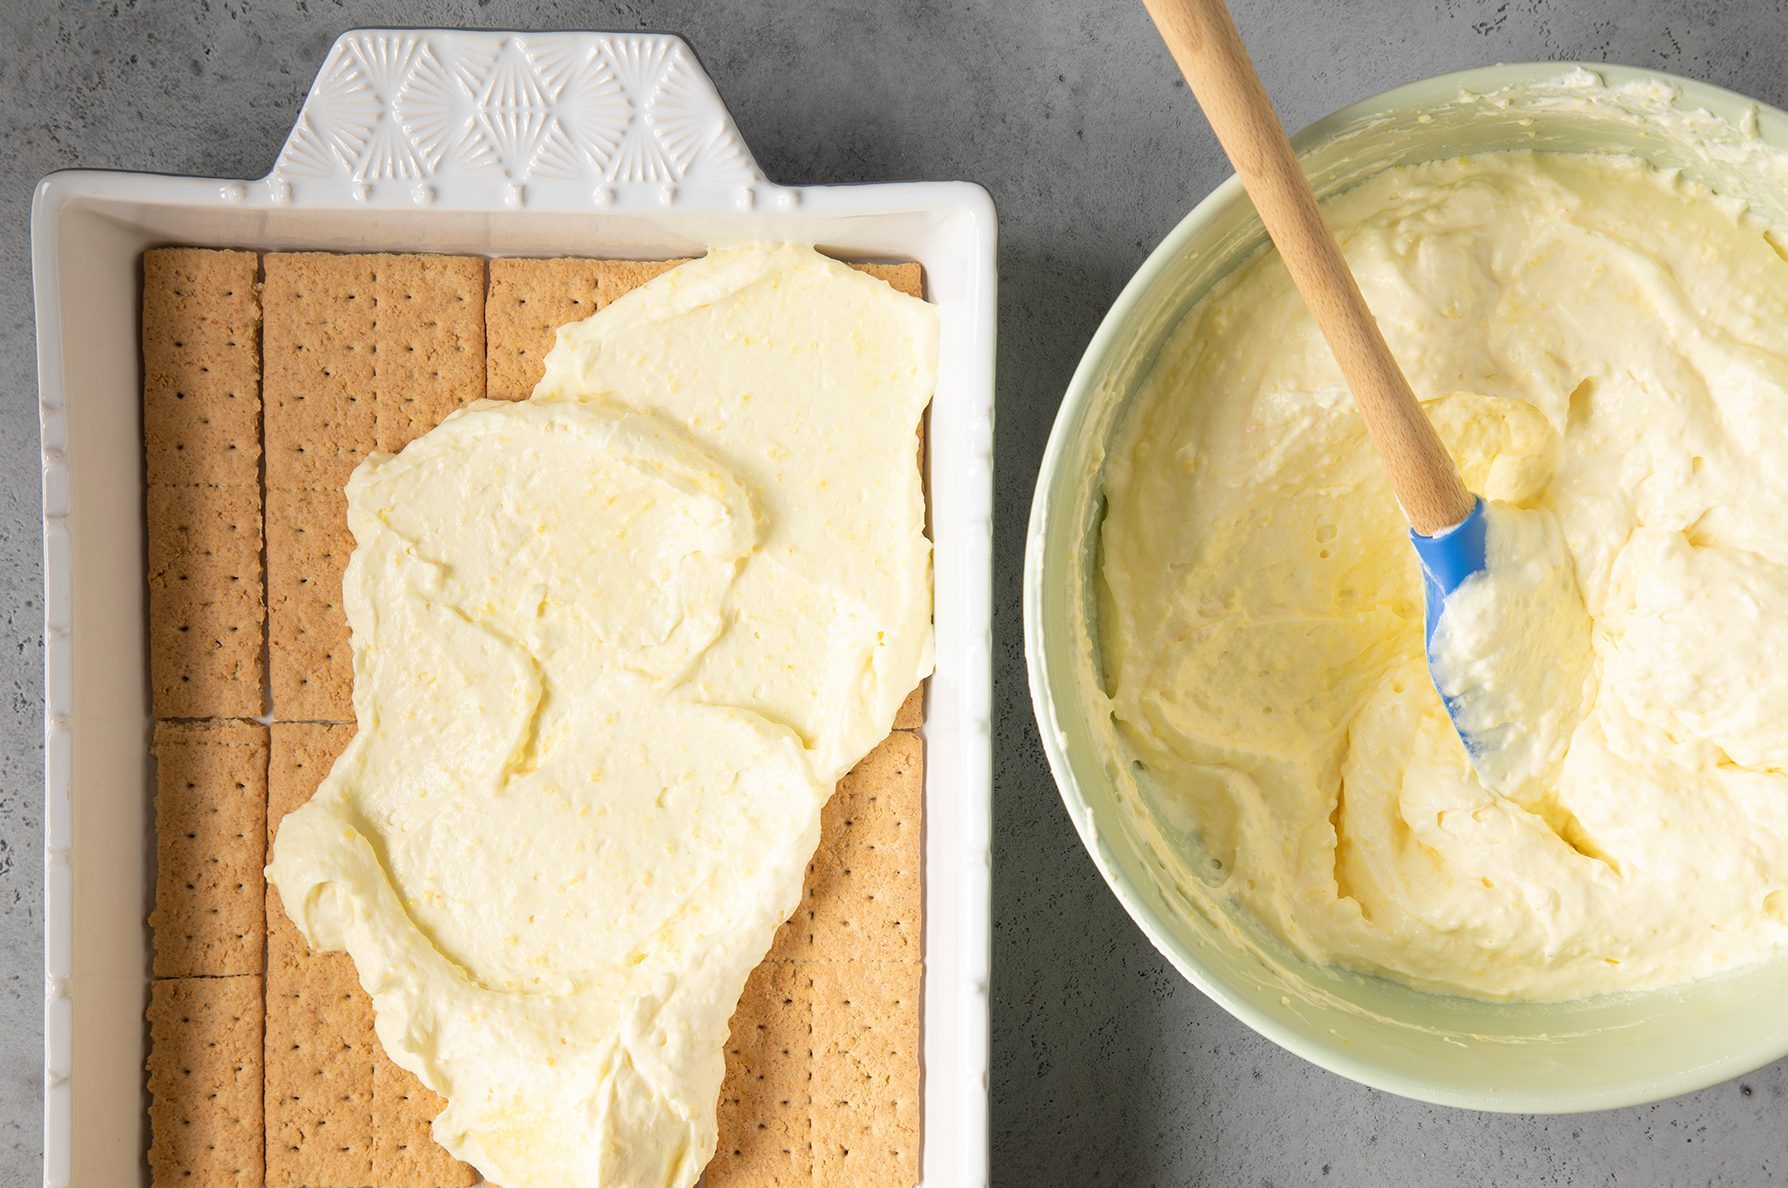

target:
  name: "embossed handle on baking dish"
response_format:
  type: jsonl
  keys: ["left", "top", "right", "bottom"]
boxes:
{"left": 266, "top": 30, "right": 770, "bottom": 211}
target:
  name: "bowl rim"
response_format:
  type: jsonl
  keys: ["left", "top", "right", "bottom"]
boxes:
{"left": 1023, "top": 60, "right": 1788, "bottom": 1114}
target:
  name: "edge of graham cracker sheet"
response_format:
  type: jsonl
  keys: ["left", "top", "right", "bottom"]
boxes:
{"left": 141, "top": 246, "right": 931, "bottom": 1187}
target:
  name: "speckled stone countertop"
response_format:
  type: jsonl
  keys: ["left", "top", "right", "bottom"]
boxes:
{"left": 3, "top": 1, "right": 1785, "bottom": 1183}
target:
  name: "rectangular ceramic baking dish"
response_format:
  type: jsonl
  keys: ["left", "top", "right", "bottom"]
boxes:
{"left": 32, "top": 28, "right": 995, "bottom": 1187}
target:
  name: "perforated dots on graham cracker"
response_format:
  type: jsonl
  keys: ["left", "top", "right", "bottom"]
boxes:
{"left": 780, "top": 730, "right": 925, "bottom": 965}
{"left": 707, "top": 962, "right": 815, "bottom": 1188}
{"left": 147, "top": 975, "right": 264, "bottom": 1188}
{"left": 364, "top": 254, "right": 487, "bottom": 454}
{"left": 142, "top": 247, "right": 266, "bottom": 720}
{"left": 716, "top": 732, "right": 927, "bottom": 1188}
{"left": 265, "top": 943, "right": 375, "bottom": 1187}
{"left": 265, "top": 485, "right": 355, "bottom": 721}
{"left": 143, "top": 248, "right": 262, "bottom": 489}
{"left": 261, "top": 259, "right": 377, "bottom": 496}
{"left": 485, "top": 257, "right": 685, "bottom": 400}
{"left": 263, "top": 252, "right": 485, "bottom": 488}
{"left": 145, "top": 483, "right": 266, "bottom": 720}
{"left": 262, "top": 253, "right": 485, "bottom": 723}
{"left": 810, "top": 961, "right": 921, "bottom": 1188}
{"left": 150, "top": 721, "right": 267, "bottom": 979}
{"left": 373, "top": 1047, "right": 480, "bottom": 1187}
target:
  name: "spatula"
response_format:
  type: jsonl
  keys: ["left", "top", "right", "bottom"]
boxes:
{"left": 1141, "top": 0, "right": 1492, "bottom": 755}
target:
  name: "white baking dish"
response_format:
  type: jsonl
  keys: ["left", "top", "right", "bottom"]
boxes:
{"left": 32, "top": 29, "right": 995, "bottom": 1187}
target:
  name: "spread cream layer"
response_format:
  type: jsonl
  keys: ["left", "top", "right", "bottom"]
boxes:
{"left": 269, "top": 245, "right": 936, "bottom": 1186}
{"left": 1099, "top": 152, "right": 1788, "bottom": 1002}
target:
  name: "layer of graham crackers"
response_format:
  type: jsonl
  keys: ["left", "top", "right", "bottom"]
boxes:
{"left": 143, "top": 247, "right": 927, "bottom": 1186}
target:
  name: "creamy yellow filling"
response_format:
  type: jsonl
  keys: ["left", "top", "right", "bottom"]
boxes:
{"left": 1100, "top": 152, "right": 1788, "bottom": 1002}
{"left": 269, "top": 245, "right": 936, "bottom": 1185}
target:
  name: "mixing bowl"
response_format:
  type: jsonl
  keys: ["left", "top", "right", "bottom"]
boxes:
{"left": 1024, "top": 63, "right": 1788, "bottom": 1112}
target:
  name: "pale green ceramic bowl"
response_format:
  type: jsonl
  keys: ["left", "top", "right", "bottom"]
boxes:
{"left": 1024, "top": 63, "right": 1788, "bottom": 1112}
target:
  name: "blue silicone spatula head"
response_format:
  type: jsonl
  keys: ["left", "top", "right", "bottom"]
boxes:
{"left": 1410, "top": 497, "right": 1489, "bottom": 750}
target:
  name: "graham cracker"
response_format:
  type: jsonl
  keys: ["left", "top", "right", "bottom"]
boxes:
{"left": 150, "top": 720, "right": 267, "bottom": 979}
{"left": 264, "top": 722, "right": 368, "bottom": 1186}
{"left": 484, "top": 257, "right": 686, "bottom": 400}
{"left": 809, "top": 960, "right": 922, "bottom": 1188}
{"left": 707, "top": 962, "right": 814, "bottom": 1188}
{"left": 262, "top": 252, "right": 485, "bottom": 487}
{"left": 854, "top": 262, "right": 923, "bottom": 300}
{"left": 264, "top": 485, "right": 354, "bottom": 721}
{"left": 147, "top": 975, "right": 264, "bottom": 1187}
{"left": 267, "top": 721, "right": 356, "bottom": 843}
{"left": 892, "top": 686, "right": 924, "bottom": 732}
{"left": 774, "top": 730, "right": 925, "bottom": 966}
{"left": 142, "top": 248, "right": 265, "bottom": 720}
{"left": 712, "top": 732, "right": 926, "bottom": 1187}
{"left": 266, "top": 722, "right": 354, "bottom": 970}
{"left": 265, "top": 936, "right": 375, "bottom": 1187}
{"left": 142, "top": 248, "right": 262, "bottom": 488}
{"left": 708, "top": 733, "right": 922, "bottom": 1188}
{"left": 265, "top": 721, "right": 479, "bottom": 1188}
{"left": 373, "top": 1048, "right": 480, "bottom": 1188}
{"left": 144, "top": 490, "right": 265, "bottom": 721}
{"left": 262, "top": 252, "right": 485, "bottom": 720}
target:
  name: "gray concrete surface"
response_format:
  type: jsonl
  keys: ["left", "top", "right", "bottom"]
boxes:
{"left": 3, "top": 0, "right": 1786, "bottom": 1183}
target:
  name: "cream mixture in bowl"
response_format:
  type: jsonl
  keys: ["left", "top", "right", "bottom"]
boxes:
{"left": 1026, "top": 65, "right": 1788, "bottom": 1109}
{"left": 1100, "top": 149, "right": 1788, "bottom": 1003}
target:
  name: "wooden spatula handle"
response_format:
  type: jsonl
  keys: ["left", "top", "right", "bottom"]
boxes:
{"left": 1143, "top": 0, "right": 1475, "bottom": 535}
